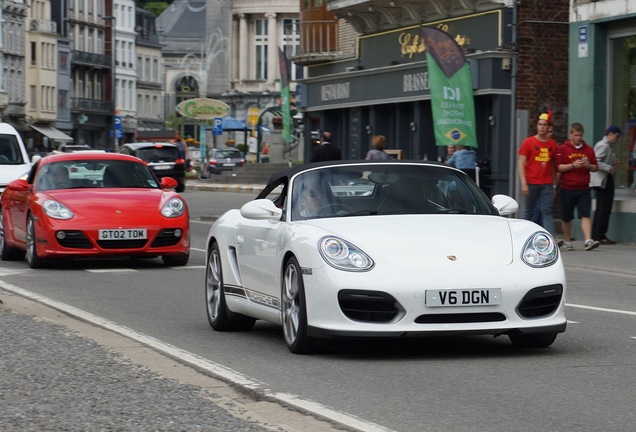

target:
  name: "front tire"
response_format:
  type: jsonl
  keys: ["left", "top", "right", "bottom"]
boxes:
{"left": 282, "top": 257, "right": 315, "bottom": 354}
{"left": 205, "top": 242, "right": 255, "bottom": 331}
{"left": 26, "top": 216, "right": 47, "bottom": 268}
{"left": 509, "top": 332, "right": 558, "bottom": 348}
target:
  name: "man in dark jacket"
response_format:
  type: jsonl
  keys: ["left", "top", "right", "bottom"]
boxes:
{"left": 311, "top": 131, "right": 342, "bottom": 162}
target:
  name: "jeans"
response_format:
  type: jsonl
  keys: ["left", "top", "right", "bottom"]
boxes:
{"left": 523, "top": 184, "right": 556, "bottom": 238}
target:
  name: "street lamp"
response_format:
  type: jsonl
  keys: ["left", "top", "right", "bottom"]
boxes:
{"left": 102, "top": 15, "right": 117, "bottom": 151}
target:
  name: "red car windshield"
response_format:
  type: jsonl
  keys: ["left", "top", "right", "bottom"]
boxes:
{"left": 37, "top": 160, "right": 160, "bottom": 191}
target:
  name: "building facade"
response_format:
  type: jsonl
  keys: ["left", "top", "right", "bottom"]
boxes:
{"left": 135, "top": 7, "right": 163, "bottom": 132}
{"left": 25, "top": 0, "right": 73, "bottom": 151}
{"left": 568, "top": 0, "right": 636, "bottom": 242}
{"left": 113, "top": 0, "right": 137, "bottom": 144}
{"left": 2, "top": 0, "right": 28, "bottom": 132}
{"left": 50, "top": 0, "right": 114, "bottom": 149}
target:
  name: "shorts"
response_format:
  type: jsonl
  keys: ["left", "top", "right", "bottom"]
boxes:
{"left": 560, "top": 188, "right": 592, "bottom": 222}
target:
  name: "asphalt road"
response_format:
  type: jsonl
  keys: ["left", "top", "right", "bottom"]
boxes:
{"left": 1, "top": 190, "right": 635, "bottom": 432}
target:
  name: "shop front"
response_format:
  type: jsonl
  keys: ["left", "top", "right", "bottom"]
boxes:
{"left": 298, "top": 9, "right": 516, "bottom": 196}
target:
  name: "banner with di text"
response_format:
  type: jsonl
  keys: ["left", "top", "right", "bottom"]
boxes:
{"left": 421, "top": 27, "right": 477, "bottom": 148}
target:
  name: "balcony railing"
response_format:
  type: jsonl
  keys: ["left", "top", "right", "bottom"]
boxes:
{"left": 286, "top": 20, "right": 345, "bottom": 65}
{"left": 71, "top": 50, "right": 111, "bottom": 68}
{"left": 71, "top": 97, "right": 113, "bottom": 115}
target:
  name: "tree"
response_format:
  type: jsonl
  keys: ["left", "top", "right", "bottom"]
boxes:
{"left": 135, "top": 1, "right": 172, "bottom": 17}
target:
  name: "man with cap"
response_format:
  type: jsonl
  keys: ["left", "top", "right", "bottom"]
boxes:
{"left": 518, "top": 111, "right": 561, "bottom": 244}
{"left": 590, "top": 125, "right": 622, "bottom": 244}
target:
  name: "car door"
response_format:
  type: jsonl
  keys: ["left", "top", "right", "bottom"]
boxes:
{"left": 235, "top": 181, "right": 287, "bottom": 301}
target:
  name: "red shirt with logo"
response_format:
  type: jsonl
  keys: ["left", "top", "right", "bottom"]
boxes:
{"left": 518, "top": 135, "right": 558, "bottom": 185}
{"left": 555, "top": 140, "right": 597, "bottom": 190}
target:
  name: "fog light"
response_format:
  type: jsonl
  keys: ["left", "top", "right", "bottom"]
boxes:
{"left": 174, "top": 229, "right": 182, "bottom": 238}
{"left": 56, "top": 231, "right": 66, "bottom": 240}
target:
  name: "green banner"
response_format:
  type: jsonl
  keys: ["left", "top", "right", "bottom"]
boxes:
{"left": 278, "top": 48, "right": 292, "bottom": 143}
{"left": 421, "top": 27, "right": 477, "bottom": 148}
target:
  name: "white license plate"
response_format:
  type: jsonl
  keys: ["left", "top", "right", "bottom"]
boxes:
{"left": 222, "top": 163, "right": 236, "bottom": 167}
{"left": 153, "top": 164, "right": 171, "bottom": 170}
{"left": 99, "top": 229, "right": 147, "bottom": 240}
{"left": 426, "top": 288, "right": 501, "bottom": 307}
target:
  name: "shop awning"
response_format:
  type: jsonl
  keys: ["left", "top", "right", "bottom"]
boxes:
{"left": 29, "top": 125, "right": 74, "bottom": 142}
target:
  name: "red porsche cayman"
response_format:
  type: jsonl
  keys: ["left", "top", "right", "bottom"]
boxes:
{"left": 0, "top": 152, "right": 190, "bottom": 268}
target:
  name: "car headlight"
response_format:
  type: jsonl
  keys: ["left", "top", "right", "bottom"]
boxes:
{"left": 319, "top": 236, "right": 374, "bottom": 271}
{"left": 43, "top": 200, "right": 74, "bottom": 220}
{"left": 522, "top": 232, "right": 558, "bottom": 267}
{"left": 161, "top": 197, "right": 185, "bottom": 218}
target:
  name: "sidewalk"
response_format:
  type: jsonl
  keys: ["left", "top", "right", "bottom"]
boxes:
{"left": 185, "top": 178, "right": 266, "bottom": 194}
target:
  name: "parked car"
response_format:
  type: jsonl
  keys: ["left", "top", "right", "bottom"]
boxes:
{"left": 0, "top": 152, "right": 190, "bottom": 268}
{"left": 204, "top": 161, "right": 566, "bottom": 354}
{"left": 0, "top": 122, "right": 32, "bottom": 196}
{"left": 207, "top": 148, "right": 245, "bottom": 175}
{"left": 120, "top": 142, "right": 186, "bottom": 192}
{"left": 58, "top": 144, "right": 93, "bottom": 153}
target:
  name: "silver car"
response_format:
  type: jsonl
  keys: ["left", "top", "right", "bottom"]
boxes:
{"left": 207, "top": 148, "right": 245, "bottom": 175}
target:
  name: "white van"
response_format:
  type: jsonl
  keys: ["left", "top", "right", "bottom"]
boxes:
{"left": 0, "top": 122, "right": 32, "bottom": 195}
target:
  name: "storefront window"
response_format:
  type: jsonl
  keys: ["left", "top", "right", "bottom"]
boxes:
{"left": 610, "top": 35, "right": 636, "bottom": 189}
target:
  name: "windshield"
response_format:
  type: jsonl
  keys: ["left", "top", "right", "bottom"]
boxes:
{"left": 0, "top": 135, "right": 26, "bottom": 165}
{"left": 291, "top": 164, "right": 497, "bottom": 221}
{"left": 213, "top": 149, "right": 242, "bottom": 159}
{"left": 36, "top": 160, "right": 161, "bottom": 191}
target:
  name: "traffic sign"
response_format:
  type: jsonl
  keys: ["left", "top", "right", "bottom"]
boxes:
{"left": 116, "top": 129, "right": 124, "bottom": 139}
{"left": 114, "top": 116, "right": 122, "bottom": 130}
{"left": 212, "top": 117, "right": 223, "bottom": 136}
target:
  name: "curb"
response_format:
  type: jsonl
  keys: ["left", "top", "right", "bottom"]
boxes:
{"left": 185, "top": 182, "right": 265, "bottom": 194}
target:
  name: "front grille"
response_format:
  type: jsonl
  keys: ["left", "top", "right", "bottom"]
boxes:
{"left": 415, "top": 313, "right": 506, "bottom": 324}
{"left": 338, "top": 290, "right": 400, "bottom": 322}
{"left": 151, "top": 229, "right": 182, "bottom": 247}
{"left": 97, "top": 239, "right": 148, "bottom": 249}
{"left": 56, "top": 231, "right": 92, "bottom": 249}
{"left": 516, "top": 284, "right": 563, "bottom": 318}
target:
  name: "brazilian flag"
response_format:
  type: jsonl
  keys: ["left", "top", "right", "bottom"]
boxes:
{"left": 421, "top": 27, "right": 477, "bottom": 148}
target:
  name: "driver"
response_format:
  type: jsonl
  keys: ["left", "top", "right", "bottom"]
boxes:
{"left": 297, "top": 172, "right": 327, "bottom": 218}
{"left": 48, "top": 164, "right": 73, "bottom": 189}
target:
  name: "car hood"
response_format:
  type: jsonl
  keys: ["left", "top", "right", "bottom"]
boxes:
{"left": 0, "top": 164, "right": 30, "bottom": 187}
{"left": 305, "top": 215, "right": 516, "bottom": 267}
{"left": 44, "top": 189, "right": 168, "bottom": 219}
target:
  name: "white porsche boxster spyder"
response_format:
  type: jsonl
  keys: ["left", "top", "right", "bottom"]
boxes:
{"left": 205, "top": 161, "right": 566, "bottom": 354}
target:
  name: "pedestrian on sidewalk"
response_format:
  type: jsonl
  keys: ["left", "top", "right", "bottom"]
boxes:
{"left": 556, "top": 122, "right": 600, "bottom": 251}
{"left": 517, "top": 112, "right": 560, "bottom": 243}
{"left": 311, "top": 131, "right": 342, "bottom": 162}
{"left": 590, "top": 125, "right": 621, "bottom": 244}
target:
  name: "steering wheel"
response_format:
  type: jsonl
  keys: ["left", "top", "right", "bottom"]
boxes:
{"left": 316, "top": 203, "right": 354, "bottom": 216}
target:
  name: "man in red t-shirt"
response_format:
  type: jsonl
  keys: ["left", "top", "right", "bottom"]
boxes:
{"left": 518, "top": 113, "right": 559, "bottom": 240}
{"left": 555, "top": 122, "right": 599, "bottom": 251}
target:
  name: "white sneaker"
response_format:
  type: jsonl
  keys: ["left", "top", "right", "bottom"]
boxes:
{"left": 584, "top": 240, "right": 600, "bottom": 251}
{"left": 562, "top": 242, "right": 574, "bottom": 251}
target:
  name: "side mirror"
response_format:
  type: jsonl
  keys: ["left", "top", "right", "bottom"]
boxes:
{"left": 161, "top": 177, "right": 178, "bottom": 190}
{"left": 492, "top": 194, "right": 519, "bottom": 216}
{"left": 31, "top": 155, "right": 42, "bottom": 164}
{"left": 240, "top": 199, "right": 283, "bottom": 221}
{"left": 7, "top": 179, "right": 31, "bottom": 192}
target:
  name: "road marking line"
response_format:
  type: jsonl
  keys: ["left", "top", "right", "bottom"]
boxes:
{"left": 85, "top": 268, "right": 138, "bottom": 273}
{"left": 0, "top": 280, "right": 394, "bottom": 432}
{"left": 566, "top": 303, "right": 636, "bottom": 316}
{"left": 191, "top": 247, "right": 206, "bottom": 252}
{"left": 567, "top": 320, "right": 579, "bottom": 324}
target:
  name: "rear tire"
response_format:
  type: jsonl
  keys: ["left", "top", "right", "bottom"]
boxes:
{"left": 0, "top": 210, "right": 25, "bottom": 261}
{"left": 175, "top": 181, "right": 185, "bottom": 193}
{"left": 509, "top": 332, "right": 557, "bottom": 348}
{"left": 205, "top": 242, "right": 255, "bottom": 331}
{"left": 26, "top": 216, "right": 47, "bottom": 269}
